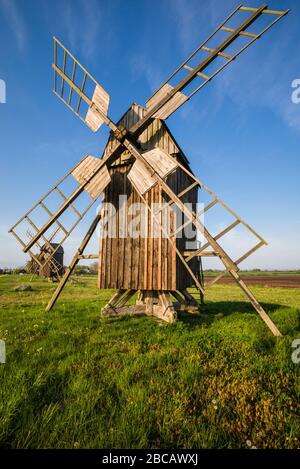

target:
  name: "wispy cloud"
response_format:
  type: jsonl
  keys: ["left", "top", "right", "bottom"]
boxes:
{"left": 129, "top": 54, "right": 164, "bottom": 93}
{"left": 127, "top": 0, "right": 218, "bottom": 110}
{"left": 59, "top": 0, "right": 107, "bottom": 61}
{"left": 170, "top": 0, "right": 218, "bottom": 54}
{"left": 0, "top": 0, "right": 27, "bottom": 52}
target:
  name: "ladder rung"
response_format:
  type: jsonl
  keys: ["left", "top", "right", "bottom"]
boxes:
{"left": 68, "top": 61, "right": 77, "bottom": 105}
{"left": 239, "top": 6, "right": 285, "bottom": 16}
{"left": 183, "top": 65, "right": 210, "bottom": 81}
{"left": 171, "top": 204, "right": 206, "bottom": 237}
{"left": 55, "top": 187, "right": 82, "bottom": 219}
{"left": 205, "top": 241, "right": 265, "bottom": 289}
{"left": 185, "top": 219, "right": 241, "bottom": 262}
{"left": 39, "top": 202, "right": 69, "bottom": 236}
{"left": 171, "top": 219, "right": 190, "bottom": 237}
{"left": 216, "top": 219, "right": 240, "bottom": 239}
{"left": 199, "top": 251, "right": 218, "bottom": 257}
{"left": 196, "top": 199, "right": 218, "bottom": 218}
{"left": 235, "top": 241, "right": 265, "bottom": 265}
{"left": 221, "top": 26, "right": 258, "bottom": 39}
{"left": 25, "top": 216, "right": 39, "bottom": 233}
{"left": 40, "top": 201, "right": 53, "bottom": 215}
{"left": 201, "top": 46, "right": 233, "bottom": 60}
{"left": 61, "top": 50, "right": 67, "bottom": 97}
{"left": 155, "top": 181, "right": 199, "bottom": 215}
{"left": 27, "top": 232, "right": 43, "bottom": 250}
{"left": 25, "top": 217, "right": 50, "bottom": 251}
{"left": 10, "top": 229, "right": 27, "bottom": 248}
{"left": 76, "top": 72, "right": 87, "bottom": 113}
{"left": 184, "top": 250, "right": 217, "bottom": 257}
{"left": 78, "top": 254, "right": 98, "bottom": 260}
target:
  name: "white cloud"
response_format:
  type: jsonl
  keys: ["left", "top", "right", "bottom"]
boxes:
{"left": 170, "top": 0, "right": 219, "bottom": 54}
{"left": 129, "top": 54, "right": 164, "bottom": 93}
{"left": 59, "top": 0, "right": 108, "bottom": 62}
{"left": 0, "top": 0, "right": 27, "bottom": 52}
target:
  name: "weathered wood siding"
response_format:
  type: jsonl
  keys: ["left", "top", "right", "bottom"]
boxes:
{"left": 98, "top": 103, "right": 198, "bottom": 291}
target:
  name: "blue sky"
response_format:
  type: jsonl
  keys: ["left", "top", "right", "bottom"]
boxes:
{"left": 0, "top": 0, "right": 300, "bottom": 269}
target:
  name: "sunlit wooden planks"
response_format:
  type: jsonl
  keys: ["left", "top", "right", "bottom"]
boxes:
{"left": 146, "top": 83, "right": 188, "bottom": 120}
{"left": 53, "top": 37, "right": 110, "bottom": 133}
{"left": 143, "top": 148, "right": 178, "bottom": 179}
{"left": 85, "top": 84, "right": 110, "bottom": 132}
{"left": 128, "top": 147, "right": 178, "bottom": 196}
{"left": 71, "top": 155, "right": 111, "bottom": 199}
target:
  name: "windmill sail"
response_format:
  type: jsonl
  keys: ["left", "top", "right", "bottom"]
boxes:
{"left": 53, "top": 37, "right": 110, "bottom": 132}
{"left": 143, "top": 4, "right": 289, "bottom": 121}
{"left": 9, "top": 155, "right": 111, "bottom": 266}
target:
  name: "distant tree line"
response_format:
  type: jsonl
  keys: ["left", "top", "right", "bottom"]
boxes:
{"left": 0, "top": 262, "right": 99, "bottom": 276}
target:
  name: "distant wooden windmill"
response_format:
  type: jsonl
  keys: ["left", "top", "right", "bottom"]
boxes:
{"left": 10, "top": 4, "right": 289, "bottom": 335}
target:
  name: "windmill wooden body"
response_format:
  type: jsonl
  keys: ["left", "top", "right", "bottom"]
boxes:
{"left": 9, "top": 4, "right": 289, "bottom": 334}
{"left": 99, "top": 103, "right": 200, "bottom": 320}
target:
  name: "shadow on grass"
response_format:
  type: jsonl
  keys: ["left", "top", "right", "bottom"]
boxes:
{"left": 178, "top": 300, "right": 287, "bottom": 328}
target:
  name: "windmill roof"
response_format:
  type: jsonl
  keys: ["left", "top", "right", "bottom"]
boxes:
{"left": 101, "top": 102, "right": 192, "bottom": 170}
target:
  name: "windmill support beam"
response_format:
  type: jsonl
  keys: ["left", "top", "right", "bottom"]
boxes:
{"left": 101, "top": 290, "right": 177, "bottom": 323}
{"left": 46, "top": 213, "right": 101, "bottom": 312}
{"left": 230, "top": 270, "right": 282, "bottom": 337}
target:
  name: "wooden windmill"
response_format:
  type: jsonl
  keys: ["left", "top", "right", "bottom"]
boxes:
{"left": 10, "top": 4, "right": 289, "bottom": 335}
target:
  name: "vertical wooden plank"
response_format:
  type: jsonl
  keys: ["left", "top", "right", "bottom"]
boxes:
{"left": 124, "top": 174, "right": 133, "bottom": 289}
{"left": 148, "top": 187, "right": 154, "bottom": 290}
{"left": 101, "top": 186, "right": 108, "bottom": 288}
{"left": 131, "top": 180, "right": 139, "bottom": 289}
{"left": 138, "top": 186, "right": 144, "bottom": 290}
{"left": 98, "top": 193, "right": 104, "bottom": 289}
{"left": 113, "top": 169, "right": 120, "bottom": 289}
{"left": 118, "top": 166, "right": 126, "bottom": 288}
{"left": 158, "top": 186, "right": 162, "bottom": 290}
{"left": 143, "top": 191, "right": 149, "bottom": 290}
{"left": 153, "top": 183, "right": 159, "bottom": 291}
{"left": 170, "top": 170, "right": 177, "bottom": 291}
{"left": 162, "top": 186, "right": 168, "bottom": 290}
{"left": 106, "top": 177, "right": 112, "bottom": 288}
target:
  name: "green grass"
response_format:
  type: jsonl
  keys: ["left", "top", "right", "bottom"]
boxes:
{"left": 0, "top": 274, "right": 299, "bottom": 449}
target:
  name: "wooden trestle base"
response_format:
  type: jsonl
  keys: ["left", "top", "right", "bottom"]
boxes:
{"left": 101, "top": 289, "right": 199, "bottom": 323}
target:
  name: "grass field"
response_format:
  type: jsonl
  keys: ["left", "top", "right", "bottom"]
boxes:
{"left": 0, "top": 274, "right": 299, "bottom": 449}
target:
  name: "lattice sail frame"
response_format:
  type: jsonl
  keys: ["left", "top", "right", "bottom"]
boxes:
{"left": 145, "top": 4, "right": 289, "bottom": 119}
{"left": 53, "top": 37, "right": 110, "bottom": 132}
{"left": 149, "top": 157, "right": 268, "bottom": 288}
{"left": 9, "top": 155, "right": 110, "bottom": 272}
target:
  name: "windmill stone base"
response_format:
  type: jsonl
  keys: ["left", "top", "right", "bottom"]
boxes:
{"left": 101, "top": 290, "right": 199, "bottom": 323}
